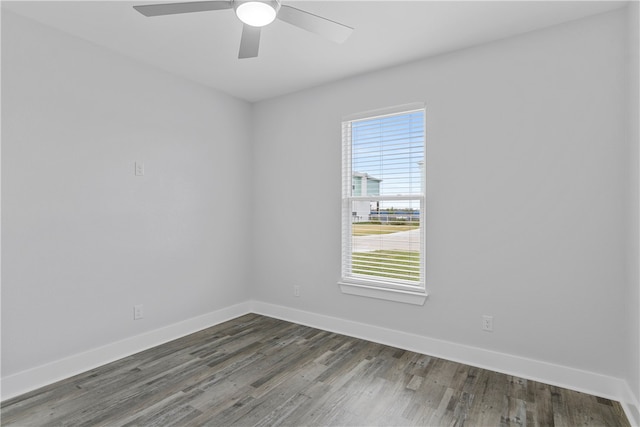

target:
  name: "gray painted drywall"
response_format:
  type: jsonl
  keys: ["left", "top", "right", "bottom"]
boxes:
{"left": 1, "top": 11, "right": 253, "bottom": 376}
{"left": 251, "top": 8, "right": 630, "bottom": 379}
{"left": 627, "top": 0, "right": 640, "bottom": 410}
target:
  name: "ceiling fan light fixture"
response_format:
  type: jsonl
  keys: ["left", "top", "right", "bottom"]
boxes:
{"left": 235, "top": 1, "right": 278, "bottom": 27}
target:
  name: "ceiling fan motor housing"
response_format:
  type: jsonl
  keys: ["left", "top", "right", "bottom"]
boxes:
{"left": 234, "top": 0, "right": 281, "bottom": 27}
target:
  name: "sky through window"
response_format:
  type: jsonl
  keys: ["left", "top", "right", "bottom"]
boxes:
{"left": 351, "top": 110, "right": 425, "bottom": 210}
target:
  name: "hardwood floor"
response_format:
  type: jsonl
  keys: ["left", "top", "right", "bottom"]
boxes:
{"left": 1, "top": 314, "right": 631, "bottom": 426}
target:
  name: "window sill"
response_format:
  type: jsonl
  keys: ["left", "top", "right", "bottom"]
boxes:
{"left": 338, "top": 281, "right": 427, "bottom": 305}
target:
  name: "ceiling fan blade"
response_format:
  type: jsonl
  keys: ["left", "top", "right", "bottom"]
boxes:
{"left": 133, "top": 1, "right": 232, "bottom": 17}
{"left": 277, "top": 5, "right": 353, "bottom": 44}
{"left": 238, "top": 24, "right": 261, "bottom": 59}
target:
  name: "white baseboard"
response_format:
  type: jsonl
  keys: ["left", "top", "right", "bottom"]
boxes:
{"left": 621, "top": 381, "right": 640, "bottom": 427}
{"left": 622, "top": 397, "right": 640, "bottom": 427}
{"left": 251, "top": 301, "right": 638, "bottom": 424}
{"left": 0, "top": 302, "right": 252, "bottom": 401}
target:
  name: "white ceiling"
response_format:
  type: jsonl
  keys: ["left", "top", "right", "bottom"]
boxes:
{"left": 2, "top": 0, "right": 627, "bottom": 102}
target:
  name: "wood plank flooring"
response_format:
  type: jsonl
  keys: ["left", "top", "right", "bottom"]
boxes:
{"left": 1, "top": 314, "right": 631, "bottom": 426}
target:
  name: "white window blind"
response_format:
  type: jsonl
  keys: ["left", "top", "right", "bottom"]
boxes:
{"left": 341, "top": 105, "right": 426, "bottom": 296}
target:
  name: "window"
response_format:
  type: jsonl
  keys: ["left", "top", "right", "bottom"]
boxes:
{"left": 340, "top": 104, "right": 427, "bottom": 305}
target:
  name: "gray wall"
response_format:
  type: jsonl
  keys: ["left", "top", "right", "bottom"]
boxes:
{"left": 627, "top": 0, "right": 640, "bottom": 414}
{"left": 251, "top": 8, "right": 630, "bottom": 379}
{"left": 1, "top": 11, "right": 253, "bottom": 376}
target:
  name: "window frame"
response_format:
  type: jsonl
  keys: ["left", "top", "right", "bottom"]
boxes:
{"left": 339, "top": 103, "right": 427, "bottom": 305}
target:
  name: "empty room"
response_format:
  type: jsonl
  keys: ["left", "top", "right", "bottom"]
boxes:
{"left": 1, "top": 0, "right": 639, "bottom": 425}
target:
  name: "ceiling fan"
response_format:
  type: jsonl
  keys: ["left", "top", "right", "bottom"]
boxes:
{"left": 133, "top": 0, "right": 354, "bottom": 59}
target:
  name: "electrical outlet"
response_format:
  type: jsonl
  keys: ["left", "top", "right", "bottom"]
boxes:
{"left": 134, "top": 304, "right": 144, "bottom": 320}
{"left": 482, "top": 315, "right": 493, "bottom": 332}
{"left": 135, "top": 161, "right": 144, "bottom": 176}
{"left": 294, "top": 286, "right": 300, "bottom": 297}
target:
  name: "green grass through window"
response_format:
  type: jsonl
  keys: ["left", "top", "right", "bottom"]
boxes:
{"left": 352, "top": 223, "right": 419, "bottom": 236}
{"left": 351, "top": 250, "right": 420, "bottom": 282}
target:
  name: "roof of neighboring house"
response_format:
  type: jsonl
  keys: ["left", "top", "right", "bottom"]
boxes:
{"left": 353, "top": 172, "right": 382, "bottom": 182}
